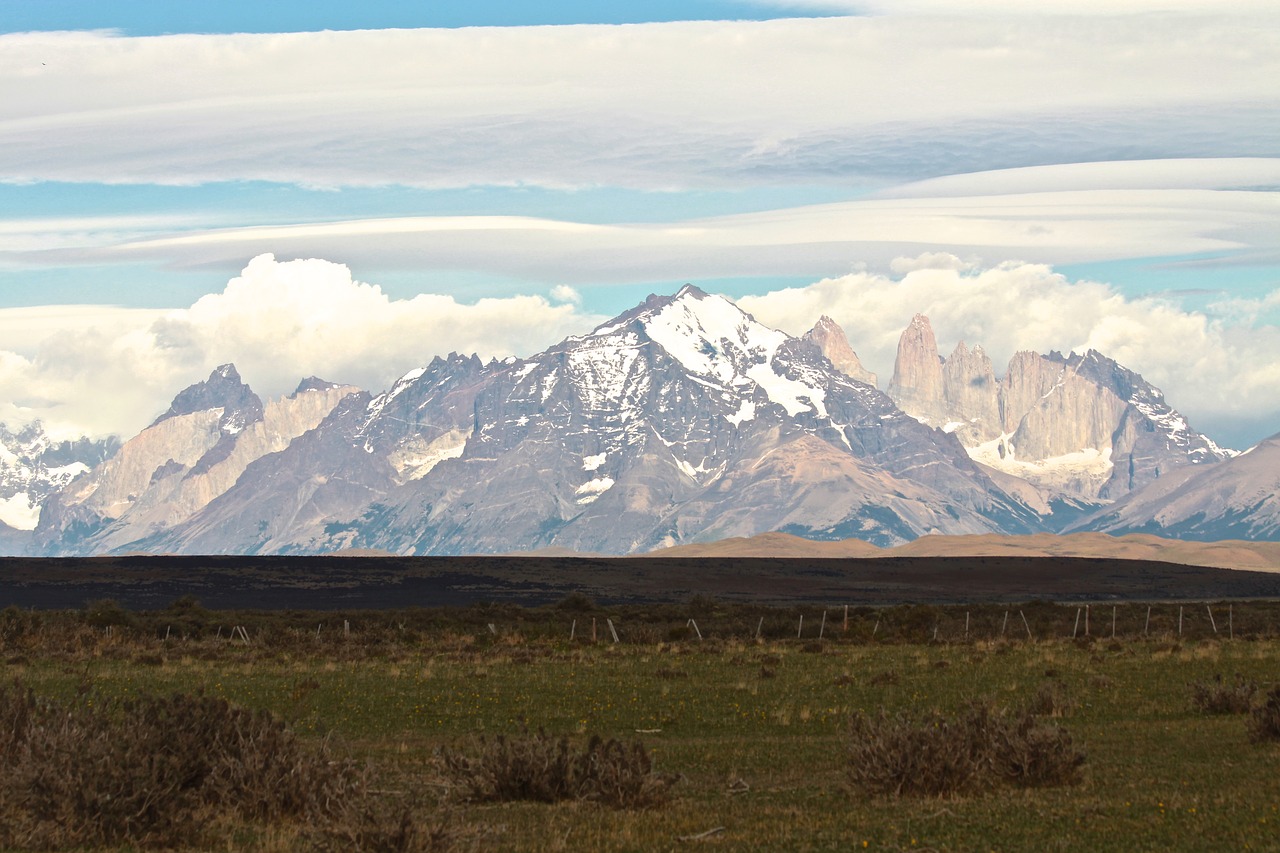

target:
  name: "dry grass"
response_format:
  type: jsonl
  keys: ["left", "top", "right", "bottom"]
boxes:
{"left": 439, "top": 729, "right": 677, "bottom": 809}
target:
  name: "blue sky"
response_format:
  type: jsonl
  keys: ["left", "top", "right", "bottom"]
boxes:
{"left": 0, "top": 0, "right": 830, "bottom": 33}
{"left": 1, "top": 1, "right": 1278, "bottom": 449}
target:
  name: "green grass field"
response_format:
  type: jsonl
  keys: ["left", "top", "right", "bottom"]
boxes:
{"left": 4, "top": 601, "right": 1280, "bottom": 851}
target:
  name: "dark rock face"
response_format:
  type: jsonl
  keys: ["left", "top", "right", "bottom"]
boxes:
{"left": 152, "top": 364, "right": 264, "bottom": 435}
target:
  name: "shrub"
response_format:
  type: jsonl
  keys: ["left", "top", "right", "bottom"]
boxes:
{"left": 847, "top": 706, "right": 992, "bottom": 798}
{"left": 1248, "top": 686, "right": 1280, "bottom": 743}
{"left": 1191, "top": 674, "right": 1257, "bottom": 715}
{"left": 868, "top": 669, "right": 900, "bottom": 686}
{"left": 1025, "top": 681, "right": 1075, "bottom": 718}
{"left": 0, "top": 682, "right": 369, "bottom": 849}
{"left": 846, "top": 702, "right": 1085, "bottom": 799}
{"left": 440, "top": 729, "right": 675, "bottom": 809}
{"left": 991, "top": 712, "right": 1087, "bottom": 788}
{"left": 82, "top": 598, "right": 137, "bottom": 629}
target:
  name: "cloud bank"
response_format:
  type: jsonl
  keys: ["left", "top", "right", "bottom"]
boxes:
{"left": 2, "top": 15, "right": 1277, "bottom": 189}
{"left": 0, "top": 255, "right": 600, "bottom": 440}
{"left": 0, "top": 253, "right": 1275, "bottom": 451}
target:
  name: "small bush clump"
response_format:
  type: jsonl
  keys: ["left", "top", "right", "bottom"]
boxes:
{"left": 0, "top": 681, "right": 450, "bottom": 851}
{"left": 440, "top": 729, "right": 675, "bottom": 809}
{"left": 1191, "top": 673, "right": 1258, "bottom": 715}
{"left": 1025, "top": 681, "right": 1075, "bottom": 718}
{"left": 846, "top": 702, "right": 1085, "bottom": 798}
{"left": 990, "top": 711, "right": 1087, "bottom": 788}
{"left": 846, "top": 706, "right": 992, "bottom": 798}
{"left": 1248, "top": 686, "right": 1280, "bottom": 743}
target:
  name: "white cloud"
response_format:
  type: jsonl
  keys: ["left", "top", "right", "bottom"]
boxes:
{"left": 20, "top": 168, "right": 1276, "bottom": 283}
{"left": 738, "top": 258, "right": 1280, "bottom": 449}
{"left": 550, "top": 284, "right": 582, "bottom": 304}
{"left": 761, "top": 0, "right": 1280, "bottom": 15}
{"left": 17, "top": 165, "right": 1280, "bottom": 306}
{"left": 0, "top": 255, "right": 601, "bottom": 440}
{"left": 0, "top": 252, "right": 1275, "bottom": 449}
{"left": 1, "top": 16, "right": 1277, "bottom": 189}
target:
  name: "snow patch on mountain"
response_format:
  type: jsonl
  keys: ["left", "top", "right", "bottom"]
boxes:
{"left": 575, "top": 476, "right": 615, "bottom": 504}
{"left": 726, "top": 400, "right": 756, "bottom": 426}
{"left": 0, "top": 493, "right": 39, "bottom": 529}
{"left": 642, "top": 287, "right": 829, "bottom": 419}
{"left": 969, "top": 434, "right": 1114, "bottom": 497}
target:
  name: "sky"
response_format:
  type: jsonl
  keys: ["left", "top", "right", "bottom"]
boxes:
{"left": 1, "top": 1, "right": 1278, "bottom": 450}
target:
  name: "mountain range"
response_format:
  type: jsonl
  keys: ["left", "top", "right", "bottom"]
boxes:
{"left": 4, "top": 286, "right": 1276, "bottom": 556}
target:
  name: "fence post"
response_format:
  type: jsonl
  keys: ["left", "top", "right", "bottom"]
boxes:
{"left": 797, "top": 614, "right": 804, "bottom": 639}
{"left": 1144, "top": 606, "right": 1151, "bottom": 637}
{"left": 1206, "top": 605, "right": 1218, "bottom": 634}
{"left": 819, "top": 611, "right": 827, "bottom": 640}
{"left": 1020, "top": 610, "right": 1033, "bottom": 641}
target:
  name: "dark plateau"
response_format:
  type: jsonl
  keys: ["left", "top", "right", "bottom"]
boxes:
{"left": 3, "top": 554, "right": 1279, "bottom": 610}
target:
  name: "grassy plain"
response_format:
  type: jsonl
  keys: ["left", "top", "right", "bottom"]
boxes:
{"left": 4, "top": 601, "right": 1280, "bottom": 851}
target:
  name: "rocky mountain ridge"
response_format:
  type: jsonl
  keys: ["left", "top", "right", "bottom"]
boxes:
{"left": 35, "top": 367, "right": 357, "bottom": 555}
{"left": 0, "top": 421, "right": 120, "bottom": 535}
{"left": 1073, "top": 431, "right": 1280, "bottom": 541}
{"left": 878, "top": 313, "right": 1231, "bottom": 502}
{"left": 10, "top": 287, "right": 1275, "bottom": 556}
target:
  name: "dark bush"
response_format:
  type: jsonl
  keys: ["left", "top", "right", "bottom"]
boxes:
{"left": 1025, "top": 681, "right": 1075, "bottom": 718}
{"left": 82, "top": 598, "right": 137, "bottom": 629}
{"left": 440, "top": 729, "right": 675, "bottom": 809}
{"left": 0, "top": 682, "right": 369, "bottom": 849}
{"left": 991, "top": 712, "right": 1087, "bottom": 787}
{"left": 868, "top": 669, "right": 900, "bottom": 686}
{"left": 554, "top": 592, "right": 597, "bottom": 612}
{"left": 846, "top": 702, "right": 1085, "bottom": 799}
{"left": 846, "top": 706, "right": 992, "bottom": 798}
{"left": 1248, "top": 686, "right": 1280, "bottom": 743}
{"left": 1190, "top": 673, "right": 1257, "bottom": 715}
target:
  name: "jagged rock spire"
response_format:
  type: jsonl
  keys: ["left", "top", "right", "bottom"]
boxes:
{"left": 802, "top": 315, "right": 878, "bottom": 387}
{"left": 888, "top": 314, "right": 946, "bottom": 423}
